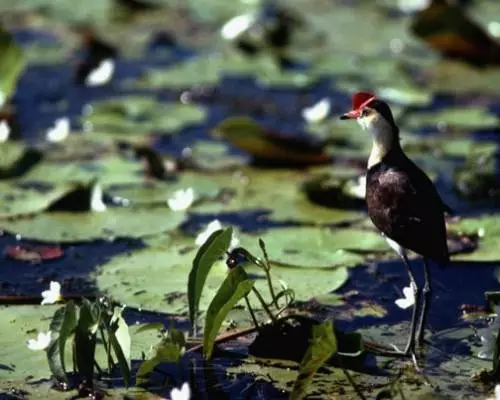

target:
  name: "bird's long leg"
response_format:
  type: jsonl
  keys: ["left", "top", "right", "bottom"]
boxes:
{"left": 402, "top": 253, "right": 420, "bottom": 355}
{"left": 416, "top": 257, "right": 431, "bottom": 346}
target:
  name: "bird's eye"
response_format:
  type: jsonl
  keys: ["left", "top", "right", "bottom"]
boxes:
{"left": 361, "top": 108, "right": 370, "bottom": 117}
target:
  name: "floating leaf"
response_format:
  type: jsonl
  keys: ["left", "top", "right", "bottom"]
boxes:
{"left": 213, "top": 116, "right": 331, "bottom": 166}
{"left": 449, "top": 216, "right": 500, "bottom": 261}
{"left": 188, "top": 228, "right": 233, "bottom": 329}
{"left": 136, "top": 328, "right": 185, "bottom": 386}
{"left": 290, "top": 320, "right": 337, "bottom": 400}
{"left": 405, "top": 106, "right": 498, "bottom": 131}
{"left": 0, "top": 206, "right": 186, "bottom": 242}
{"left": 203, "top": 265, "right": 254, "bottom": 359}
{"left": 82, "top": 97, "right": 206, "bottom": 135}
{"left": 4, "top": 245, "right": 64, "bottom": 263}
{"left": 0, "top": 182, "right": 77, "bottom": 218}
{"left": 411, "top": 0, "right": 500, "bottom": 65}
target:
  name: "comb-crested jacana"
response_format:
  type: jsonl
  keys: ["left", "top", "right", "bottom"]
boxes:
{"left": 340, "top": 92, "right": 450, "bottom": 357}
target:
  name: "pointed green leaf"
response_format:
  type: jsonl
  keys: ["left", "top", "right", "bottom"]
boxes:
{"left": 188, "top": 227, "right": 233, "bottom": 329}
{"left": 107, "top": 307, "right": 131, "bottom": 386}
{"left": 46, "top": 302, "right": 78, "bottom": 382}
{"left": 74, "top": 299, "right": 100, "bottom": 383}
{"left": 0, "top": 26, "right": 26, "bottom": 103}
{"left": 203, "top": 266, "right": 254, "bottom": 359}
{"left": 290, "top": 320, "right": 337, "bottom": 400}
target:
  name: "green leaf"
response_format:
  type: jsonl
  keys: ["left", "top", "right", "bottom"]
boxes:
{"left": 0, "top": 206, "right": 186, "bottom": 242}
{"left": 188, "top": 227, "right": 233, "bottom": 329}
{"left": 0, "top": 26, "right": 26, "bottom": 103}
{"left": 134, "top": 322, "right": 164, "bottom": 335}
{"left": 135, "top": 328, "right": 186, "bottom": 386}
{"left": 290, "top": 320, "right": 337, "bottom": 400}
{"left": 107, "top": 307, "right": 131, "bottom": 386}
{"left": 74, "top": 299, "right": 101, "bottom": 383}
{"left": 203, "top": 266, "right": 254, "bottom": 359}
{"left": 46, "top": 301, "right": 78, "bottom": 381}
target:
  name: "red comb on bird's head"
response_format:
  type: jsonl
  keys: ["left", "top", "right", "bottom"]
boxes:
{"left": 352, "top": 92, "right": 376, "bottom": 110}
{"left": 340, "top": 91, "right": 377, "bottom": 120}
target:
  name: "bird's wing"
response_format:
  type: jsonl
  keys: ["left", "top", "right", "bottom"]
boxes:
{"left": 368, "top": 165, "right": 449, "bottom": 263}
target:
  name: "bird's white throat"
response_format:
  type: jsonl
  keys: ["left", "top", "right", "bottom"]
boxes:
{"left": 358, "top": 116, "right": 396, "bottom": 168}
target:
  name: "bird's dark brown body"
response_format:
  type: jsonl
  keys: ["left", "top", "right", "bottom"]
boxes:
{"left": 366, "top": 146, "right": 450, "bottom": 265}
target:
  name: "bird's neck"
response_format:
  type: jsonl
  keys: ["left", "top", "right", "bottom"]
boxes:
{"left": 367, "top": 125, "right": 400, "bottom": 169}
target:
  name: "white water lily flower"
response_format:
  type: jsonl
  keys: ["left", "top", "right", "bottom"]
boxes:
{"left": 302, "top": 98, "right": 330, "bottom": 123}
{"left": 90, "top": 182, "right": 107, "bottom": 212}
{"left": 46, "top": 117, "right": 70, "bottom": 142}
{"left": 85, "top": 59, "right": 115, "bottom": 87}
{"left": 27, "top": 331, "right": 52, "bottom": 351}
{"left": 195, "top": 219, "right": 239, "bottom": 249}
{"left": 397, "top": 0, "right": 430, "bottom": 14}
{"left": 395, "top": 285, "right": 415, "bottom": 309}
{"left": 41, "top": 281, "right": 62, "bottom": 305}
{"left": 0, "top": 120, "right": 10, "bottom": 142}
{"left": 170, "top": 382, "right": 191, "bottom": 400}
{"left": 168, "top": 188, "right": 195, "bottom": 211}
{"left": 221, "top": 13, "right": 256, "bottom": 40}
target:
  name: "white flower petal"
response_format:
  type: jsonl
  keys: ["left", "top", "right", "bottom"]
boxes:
{"left": 0, "top": 120, "right": 10, "bottom": 142}
{"left": 167, "top": 188, "right": 195, "bottom": 211}
{"left": 27, "top": 331, "right": 52, "bottom": 351}
{"left": 91, "top": 182, "right": 107, "bottom": 212}
{"left": 394, "top": 286, "right": 415, "bottom": 309}
{"left": 170, "top": 382, "right": 191, "bottom": 400}
{"left": 397, "top": 0, "right": 431, "bottom": 14}
{"left": 46, "top": 118, "right": 70, "bottom": 143}
{"left": 85, "top": 59, "right": 115, "bottom": 87}
{"left": 41, "top": 281, "right": 61, "bottom": 305}
{"left": 221, "top": 14, "right": 256, "bottom": 40}
{"left": 302, "top": 98, "right": 330, "bottom": 123}
{"left": 195, "top": 219, "right": 223, "bottom": 247}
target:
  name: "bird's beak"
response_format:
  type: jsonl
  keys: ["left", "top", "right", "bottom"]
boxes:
{"left": 340, "top": 109, "right": 361, "bottom": 120}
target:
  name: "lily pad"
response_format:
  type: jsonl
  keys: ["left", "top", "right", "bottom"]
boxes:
{"left": 97, "top": 226, "right": 386, "bottom": 314}
{"left": 195, "top": 167, "right": 365, "bottom": 224}
{"left": 0, "top": 206, "right": 186, "bottom": 242}
{"left": 449, "top": 216, "right": 500, "bottom": 261}
{"left": 82, "top": 97, "right": 206, "bottom": 135}
{"left": 104, "top": 172, "right": 222, "bottom": 206}
{"left": 0, "top": 182, "right": 76, "bottom": 218}
{"left": 405, "top": 106, "right": 498, "bottom": 130}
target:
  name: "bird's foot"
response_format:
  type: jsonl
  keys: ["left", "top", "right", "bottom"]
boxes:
{"left": 367, "top": 343, "right": 421, "bottom": 370}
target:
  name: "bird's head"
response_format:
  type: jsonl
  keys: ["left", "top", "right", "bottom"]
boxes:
{"left": 340, "top": 92, "right": 400, "bottom": 166}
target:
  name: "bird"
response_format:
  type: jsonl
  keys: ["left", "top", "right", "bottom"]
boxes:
{"left": 340, "top": 92, "right": 450, "bottom": 357}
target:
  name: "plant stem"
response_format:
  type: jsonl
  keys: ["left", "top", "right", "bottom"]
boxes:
{"left": 244, "top": 295, "right": 259, "bottom": 329}
{"left": 252, "top": 287, "right": 277, "bottom": 324}
{"left": 263, "top": 267, "right": 279, "bottom": 309}
{"left": 338, "top": 358, "right": 366, "bottom": 400}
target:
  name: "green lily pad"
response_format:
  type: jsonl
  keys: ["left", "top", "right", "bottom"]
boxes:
{"left": 0, "top": 206, "right": 186, "bottom": 242}
{"left": 82, "top": 97, "right": 206, "bottom": 135}
{"left": 449, "top": 216, "right": 500, "bottom": 261}
{"left": 0, "top": 182, "right": 77, "bottom": 218}
{"left": 405, "top": 107, "right": 498, "bottom": 130}
{"left": 97, "top": 226, "right": 386, "bottom": 314}
{"left": 104, "top": 172, "right": 222, "bottom": 206}
{"left": 127, "top": 50, "right": 316, "bottom": 90}
{"left": 194, "top": 167, "right": 365, "bottom": 224}
{"left": 20, "top": 155, "right": 144, "bottom": 186}
{"left": 0, "top": 26, "right": 26, "bottom": 104}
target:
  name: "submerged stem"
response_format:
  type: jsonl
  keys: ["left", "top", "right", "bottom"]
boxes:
{"left": 251, "top": 287, "right": 277, "bottom": 324}
{"left": 244, "top": 294, "right": 259, "bottom": 329}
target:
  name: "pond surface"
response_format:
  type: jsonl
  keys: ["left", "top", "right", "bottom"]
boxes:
{"left": 1, "top": 0, "right": 500, "bottom": 399}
